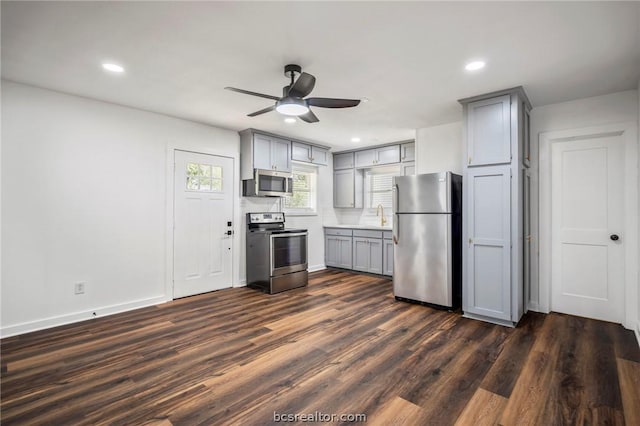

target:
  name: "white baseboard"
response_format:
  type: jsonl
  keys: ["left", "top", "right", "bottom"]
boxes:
{"left": 527, "top": 301, "right": 541, "bottom": 312}
{"left": 0, "top": 295, "right": 168, "bottom": 339}
{"left": 308, "top": 264, "right": 326, "bottom": 273}
{"left": 635, "top": 320, "right": 640, "bottom": 348}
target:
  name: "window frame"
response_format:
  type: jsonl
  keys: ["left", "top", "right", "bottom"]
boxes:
{"left": 363, "top": 165, "right": 400, "bottom": 214}
{"left": 283, "top": 163, "right": 318, "bottom": 216}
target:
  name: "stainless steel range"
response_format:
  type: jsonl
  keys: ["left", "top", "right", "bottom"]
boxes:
{"left": 246, "top": 212, "right": 308, "bottom": 294}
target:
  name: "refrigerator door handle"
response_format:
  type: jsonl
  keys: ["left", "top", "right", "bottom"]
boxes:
{"left": 393, "top": 184, "right": 399, "bottom": 244}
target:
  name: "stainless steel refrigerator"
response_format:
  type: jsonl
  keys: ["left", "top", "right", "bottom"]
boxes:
{"left": 392, "top": 172, "right": 462, "bottom": 309}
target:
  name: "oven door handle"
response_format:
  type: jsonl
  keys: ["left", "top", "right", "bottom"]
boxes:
{"left": 270, "top": 232, "right": 308, "bottom": 238}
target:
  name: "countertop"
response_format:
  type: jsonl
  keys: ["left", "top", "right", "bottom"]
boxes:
{"left": 323, "top": 224, "right": 392, "bottom": 231}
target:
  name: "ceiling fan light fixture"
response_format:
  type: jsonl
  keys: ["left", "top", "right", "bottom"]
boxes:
{"left": 276, "top": 98, "right": 309, "bottom": 116}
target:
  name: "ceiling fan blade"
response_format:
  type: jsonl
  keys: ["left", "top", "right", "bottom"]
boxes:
{"left": 298, "top": 109, "right": 319, "bottom": 123}
{"left": 247, "top": 105, "right": 276, "bottom": 117}
{"left": 287, "top": 72, "right": 316, "bottom": 98}
{"left": 225, "top": 87, "right": 280, "bottom": 101}
{"left": 306, "top": 98, "right": 361, "bottom": 108}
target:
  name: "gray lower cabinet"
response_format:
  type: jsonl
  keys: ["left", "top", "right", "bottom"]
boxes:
{"left": 325, "top": 228, "right": 390, "bottom": 276}
{"left": 325, "top": 228, "right": 353, "bottom": 269}
{"left": 352, "top": 237, "right": 383, "bottom": 274}
{"left": 383, "top": 235, "right": 393, "bottom": 276}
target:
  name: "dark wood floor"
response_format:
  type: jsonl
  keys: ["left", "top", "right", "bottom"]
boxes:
{"left": 2, "top": 270, "right": 639, "bottom": 425}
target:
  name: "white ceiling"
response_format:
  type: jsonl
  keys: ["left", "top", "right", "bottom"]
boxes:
{"left": 2, "top": 2, "right": 639, "bottom": 150}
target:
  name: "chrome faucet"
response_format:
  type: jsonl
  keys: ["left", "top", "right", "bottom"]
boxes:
{"left": 376, "top": 204, "right": 387, "bottom": 227}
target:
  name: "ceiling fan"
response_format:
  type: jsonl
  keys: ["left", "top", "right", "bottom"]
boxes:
{"left": 225, "top": 64, "right": 360, "bottom": 123}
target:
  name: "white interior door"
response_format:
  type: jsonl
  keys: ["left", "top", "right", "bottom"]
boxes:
{"left": 174, "top": 150, "right": 233, "bottom": 298}
{"left": 551, "top": 134, "right": 624, "bottom": 322}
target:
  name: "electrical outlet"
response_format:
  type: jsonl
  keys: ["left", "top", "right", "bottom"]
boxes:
{"left": 74, "top": 282, "right": 86, "bottom": 295}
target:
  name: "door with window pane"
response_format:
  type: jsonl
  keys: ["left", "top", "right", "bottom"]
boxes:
{"left": 174, "top": 150, "right": 233, "bottom": 298}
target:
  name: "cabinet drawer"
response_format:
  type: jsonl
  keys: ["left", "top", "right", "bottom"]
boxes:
{"left": 325, "top": 228, "right": 353, "bottom": 236}
{"left": 353, "top": 229, "right": 383, "bottom": 239}
{"left": 383, "top": 231, "right": 393, "bottom": 239}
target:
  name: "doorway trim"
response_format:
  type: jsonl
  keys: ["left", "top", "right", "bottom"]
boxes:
{"left": 539, "top": 121, "right": 637, "bottom": 330}
{"left": 165, "top": 144, "right": 240, "bottom": 301}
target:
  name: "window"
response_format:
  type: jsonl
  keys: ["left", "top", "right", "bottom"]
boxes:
{"left": 284, "top": 165, "right": 317, "bottom": 215}
{"left": 186, "top": 162, "right": 223, "bottom": 192}
{"left": 364, "top": 165, "right": 400, "bottom": 210}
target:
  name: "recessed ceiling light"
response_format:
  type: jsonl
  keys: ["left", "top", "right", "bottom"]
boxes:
{"left": 102, "top": 63, "right": 124, "bottom": 73}
{"left": 284, "top": 117, "right": 296, "bottom": 124}
{"left": 351, "top": 137, "right": 361, "bottom": 143}
{"left": 465, "top": 61, "right": 485, "bottom": 71}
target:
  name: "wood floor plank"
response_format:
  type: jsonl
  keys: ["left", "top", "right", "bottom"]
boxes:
{"left": 617, "top": 357, "right": 640, "bottom": 426}
{"left": 479, "top": 312, "right": 545, "bottom": 398}
{"left": 367, "top": 396, "right": 429, "bottom": 426}
{"left": 499, "top": 314, "right": 563, "bottom": 426}
{"left": 1, "top": 270, "right": 639, "bottom": 425}
{"left": 454, "top": 388, "right": 508, "bottom": 426}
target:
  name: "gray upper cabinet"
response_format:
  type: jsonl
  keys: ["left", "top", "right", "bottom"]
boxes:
{"left": 291, "top": 141, "right": 329, "bottom": 166}
{"left": 312, "top": 146, "right": 329, "bottom": 165}
{"left": 333, "top": 152, "right": 354, "bottom": 170}
{"left": 271, "top": 137, "right": 291, "bottom": 171}
{"left": 252, "top": 134, "right": 273, "bottom": 170}
{"left": 355, "top": 145, "right": 400, "bottom": 168}
{"left": 291, "top": 142, "right": 311, "bottom": 163}
{"left": 401, "top": 143, "right": 415, "bottom": 162}
{"left": 241, "top": 130, "right": 292, "bottom": 179}
{"left": 401, "top": 162, "right": 415, "bottom": 176}
{"left": 334, "top": 169, "right": 362, "bottom": 208}
{"left": 466, "top": 95, "right": 511, "bottom": 166}
{"left": 354, "top": 149, "right": 376, "bottom": 168}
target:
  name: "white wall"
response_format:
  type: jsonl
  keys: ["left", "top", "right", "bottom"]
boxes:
{"left": 638, "top": 78, "right": 640, "bottom": 342}
{"left": 531, "top": 90, "right": 639, "bottom": 334}
{"left": 416, "top": 121, "right": 463, "bottom": 175}
{"left": 1, "top": 81, "right": 240, "bottom": 337}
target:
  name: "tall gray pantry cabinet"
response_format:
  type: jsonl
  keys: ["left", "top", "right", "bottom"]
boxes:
{"left": 459, "top": 87, "right": 532, "bottom": 327}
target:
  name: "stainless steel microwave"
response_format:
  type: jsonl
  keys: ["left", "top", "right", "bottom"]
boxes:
{"left": 242, "top": 169, "right": 293, "bottom": 197}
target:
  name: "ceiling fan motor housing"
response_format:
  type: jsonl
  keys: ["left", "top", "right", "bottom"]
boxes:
{"left": 284, "top": 64, "right": 302, "bottom": 77}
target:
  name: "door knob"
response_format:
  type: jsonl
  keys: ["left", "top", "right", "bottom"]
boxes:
{"left": 610, "top": 234, "right": 619, "bottom": 241}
